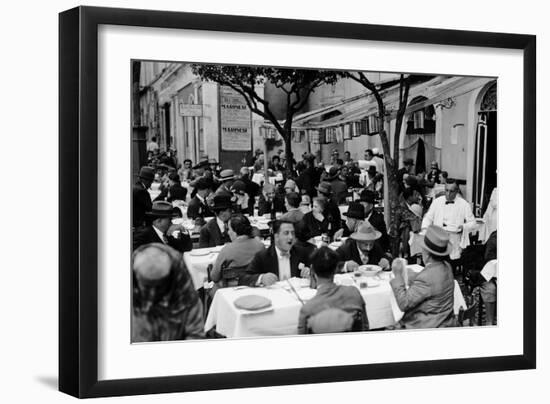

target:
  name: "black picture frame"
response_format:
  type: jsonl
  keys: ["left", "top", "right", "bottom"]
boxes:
{"left": 59, "top": 6, "right": 536, "bottom": 398}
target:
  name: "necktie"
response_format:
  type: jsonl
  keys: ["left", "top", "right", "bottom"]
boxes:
{"left": 445, "top": 200, "right": 455, "bottom": 205}
{"left": 161, "top": 233, "right": 169, "bottom": 244}
{"left": 223, "top": 223, "right": 229, "bottom": 239}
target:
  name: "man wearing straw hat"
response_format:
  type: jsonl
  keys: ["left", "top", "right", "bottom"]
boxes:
{"left": 390, "top": 225, "right": 456, "bottom": 329}
{"left": 335, "top": 222, "right": 390, "bottom": 273}
{"left": 133, "top": 201, "right": 192, "bottom": 253}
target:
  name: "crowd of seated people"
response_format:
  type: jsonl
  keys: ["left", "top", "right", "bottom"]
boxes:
{"left": 131, "top": 147, "right": 496, "bottom": 341}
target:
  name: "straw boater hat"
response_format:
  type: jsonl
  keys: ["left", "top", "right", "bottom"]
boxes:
{"left": 138, "top": 166, "right": 155, "bottom": 182}
{"left": 350, "top": 223, "right": 381, "bottom": 241}
{"left": 145, "top": 201, "right": 180, "bottom": 219}
{"left": 419, "top": 225, "right": 453, "bottom": 256}
{"left": 219, "top": 169, "right": 235, "bottom": 182}
{"left": 343, "top": 202, "right": 366, "bottom": 220}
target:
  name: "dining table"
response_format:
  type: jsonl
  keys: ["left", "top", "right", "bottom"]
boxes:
{"left": 203, "top": 266, "right": 466, "bottom": 338}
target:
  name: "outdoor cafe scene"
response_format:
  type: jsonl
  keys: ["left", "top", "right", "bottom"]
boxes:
{"left": 131, "top": 61, "right": 497, "bottom": 342}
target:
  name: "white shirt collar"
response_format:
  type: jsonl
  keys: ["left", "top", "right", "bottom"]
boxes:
{"left": 216, "top": 217, "right": 226, "bottom": 234}
{"left": 152, "top": 225, "right": 166, "bottom": 243}
{"left": 275, "top": 246, "right": 291, "bottom": 259}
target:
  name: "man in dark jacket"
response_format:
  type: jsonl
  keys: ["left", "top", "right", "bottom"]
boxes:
{"left": 240, "top": 220, "right": 311, "bottom": 286}
{"left": 360, "top": 189, "right": 390, "bottom": 251}
{"left": 186, "top": 177, "right": 214, "bottom": 220}
{"left": 295, "top": 154, "right": 322, "bottom": 199}
{"left": 198, "top": 194, "right": 233, "bottom": 248}
{"left": 133, "top": 201, "right": 192, "bottom": 252}
{"left": 335, "top": 222, "right": 390, "bottom": 272}
{"left": 133, "top": 166, "right": 155, "bottom": 228}
{"left": 154, "top": 172, "right": 187, "bottom": 203}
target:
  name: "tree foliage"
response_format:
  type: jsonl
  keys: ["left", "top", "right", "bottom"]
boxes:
{"left": 192, "top": 64, "right": 343, "bottom": 170}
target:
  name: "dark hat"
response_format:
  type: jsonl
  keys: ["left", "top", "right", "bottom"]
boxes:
{"left": 360, "top": 189, "right": 377, "bottom": 204}
{"left": 343, "top": 202, "right": 366, "bottom": 220}
{"left": 316, "top": 181, "right": 333, "bottom": 195}
{"left": 230, "top": 180, "right": 246, "bottom": 195}
{"left": 350, "top": 222, "right": 381, "bottom": 241}
{"left": 219, "top": 169, "right": 235, "bottom": 181}
{"left": 192, "top": 158, "right": 209, "bottom": 170}
{"left": 192, "top": 177, "right": 210, "bottom": 190}
{"left": 157, "top": 163, "right": 173, "bottom": 170}
{"left": 303, "top": 153, "right": 315, "bottom": 162}
{"left": 367, "top": 165, "right": 377, "bottom": 174}
{"left": 168, "top": 172, "right": 180, "bottom": 182}
{"left": 403, "top": 158, "right": 414, "bottom": 165}
{"left": 418, "top": 225, "right": 453, "bottom": 256}
{"left": 326, "top": 166, "right": 340, "bottom": 180}
{"left": 138, "top": 166, "right": 155, "bottom": 181}
{"left": 145, "top": 201, "right": 180, "bottom": 219}
{"left": 210, "top": 194, "right": 233, "bottom": 211}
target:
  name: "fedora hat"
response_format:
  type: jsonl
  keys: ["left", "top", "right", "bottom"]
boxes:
{"left": 145, "top": 201, "right": 180, "bottom": 219}
{"left": 359, "top": 189, "right": 377, "bottom": 204}
{"left": 230, "top": 180, "right": 246, "bottom": 195}
{"left": 419, "top": 225, "right": 453, "bottom": 256}
{"left": 192, "top": 158, "right": 209, "bottom": 170}
{"left": 367, "top": 165, "right": 377, "bottom": 174}
{"left": 219, "top": 169, "right": 235, "bottom": 182}
{"left": 326, "top": 166, "right": 340, "bottom": 180}
{"left": 343, "top": 202, "right": 366, "bottom": 220}
{"left": 316, "top": 181, "right": 332, "bottom": 195}
{"left": 138, "top": 166, "right": 155, "bottom": 181}
{"left": 403, "top": 157, "right": 414, "bottom": 166}
{"left": 210, "top": 194, "right": 233, "bottom": 211}
{"left": 350, "top": 222, "right": 381, "bottom": 241}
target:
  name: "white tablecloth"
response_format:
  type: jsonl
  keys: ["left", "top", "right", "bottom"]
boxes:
{"left": 204, "top": 269, "right": 466, "bottom": 337}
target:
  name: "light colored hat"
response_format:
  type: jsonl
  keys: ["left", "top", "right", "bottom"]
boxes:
{"left": 284, "top": 179, "right": 296, "bottom": 189}
{"left": 219, "top": 169, "right": 235, "bottom": 181}
{"left": 419, "top": 225, "right": 453, "bottom": 256}
{"left": 350, "top": 223, "right": 381, "bottom": 241}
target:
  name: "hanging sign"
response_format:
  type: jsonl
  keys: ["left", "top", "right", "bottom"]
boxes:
{"left": 220, "top": 86, "right": 252, "bottom": 151}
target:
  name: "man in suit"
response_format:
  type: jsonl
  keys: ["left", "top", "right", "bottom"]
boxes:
{"left": 279, "top": 192, "right": 304, "bottom": 223}
{"left": 133, "top": 201, "right": 192, "bottom": 252}
{"left": 298, "top": 247, "right": 368, "bottom": 334}
{"left": 198, "top": 194, "right": 233, "bottom": 248}
{"left": 360, "top": 189, "right": 389, "bottom": 251}
{"left": 186, "top": 177, "right": 213, "bottom": 220}
{"left": 133, "top": 166, "right": 155, "bottom": 228}
{"left": 154, "top": 172, "right": 187, "bottom": 203}
{"left": 240, "top": 220, "right": 311, "bottom": 286}
{"left": 390, "top": 225, "right": 456, "bottom": 329}
{"left": 335, "top": 222, "right": 390, "bottom": 272}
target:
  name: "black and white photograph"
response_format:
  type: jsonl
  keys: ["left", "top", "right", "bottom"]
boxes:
{"left": 131, "top": 61, "right": 498, "bottom": 342}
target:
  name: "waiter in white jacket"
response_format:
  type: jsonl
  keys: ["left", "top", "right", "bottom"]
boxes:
{"left": 421, "top": 182, "right": 476, "bottom": 263}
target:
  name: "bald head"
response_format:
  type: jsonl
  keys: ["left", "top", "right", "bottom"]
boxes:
{"left": 133, "top": 246, "right": 171, "bottom": 282}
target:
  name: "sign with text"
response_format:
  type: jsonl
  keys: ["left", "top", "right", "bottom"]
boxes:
{"left": 220, "top": 86, "right": 252, "bottom": 151}
{"left": 178, "top": 103, "right": 203, "bottom": 116}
